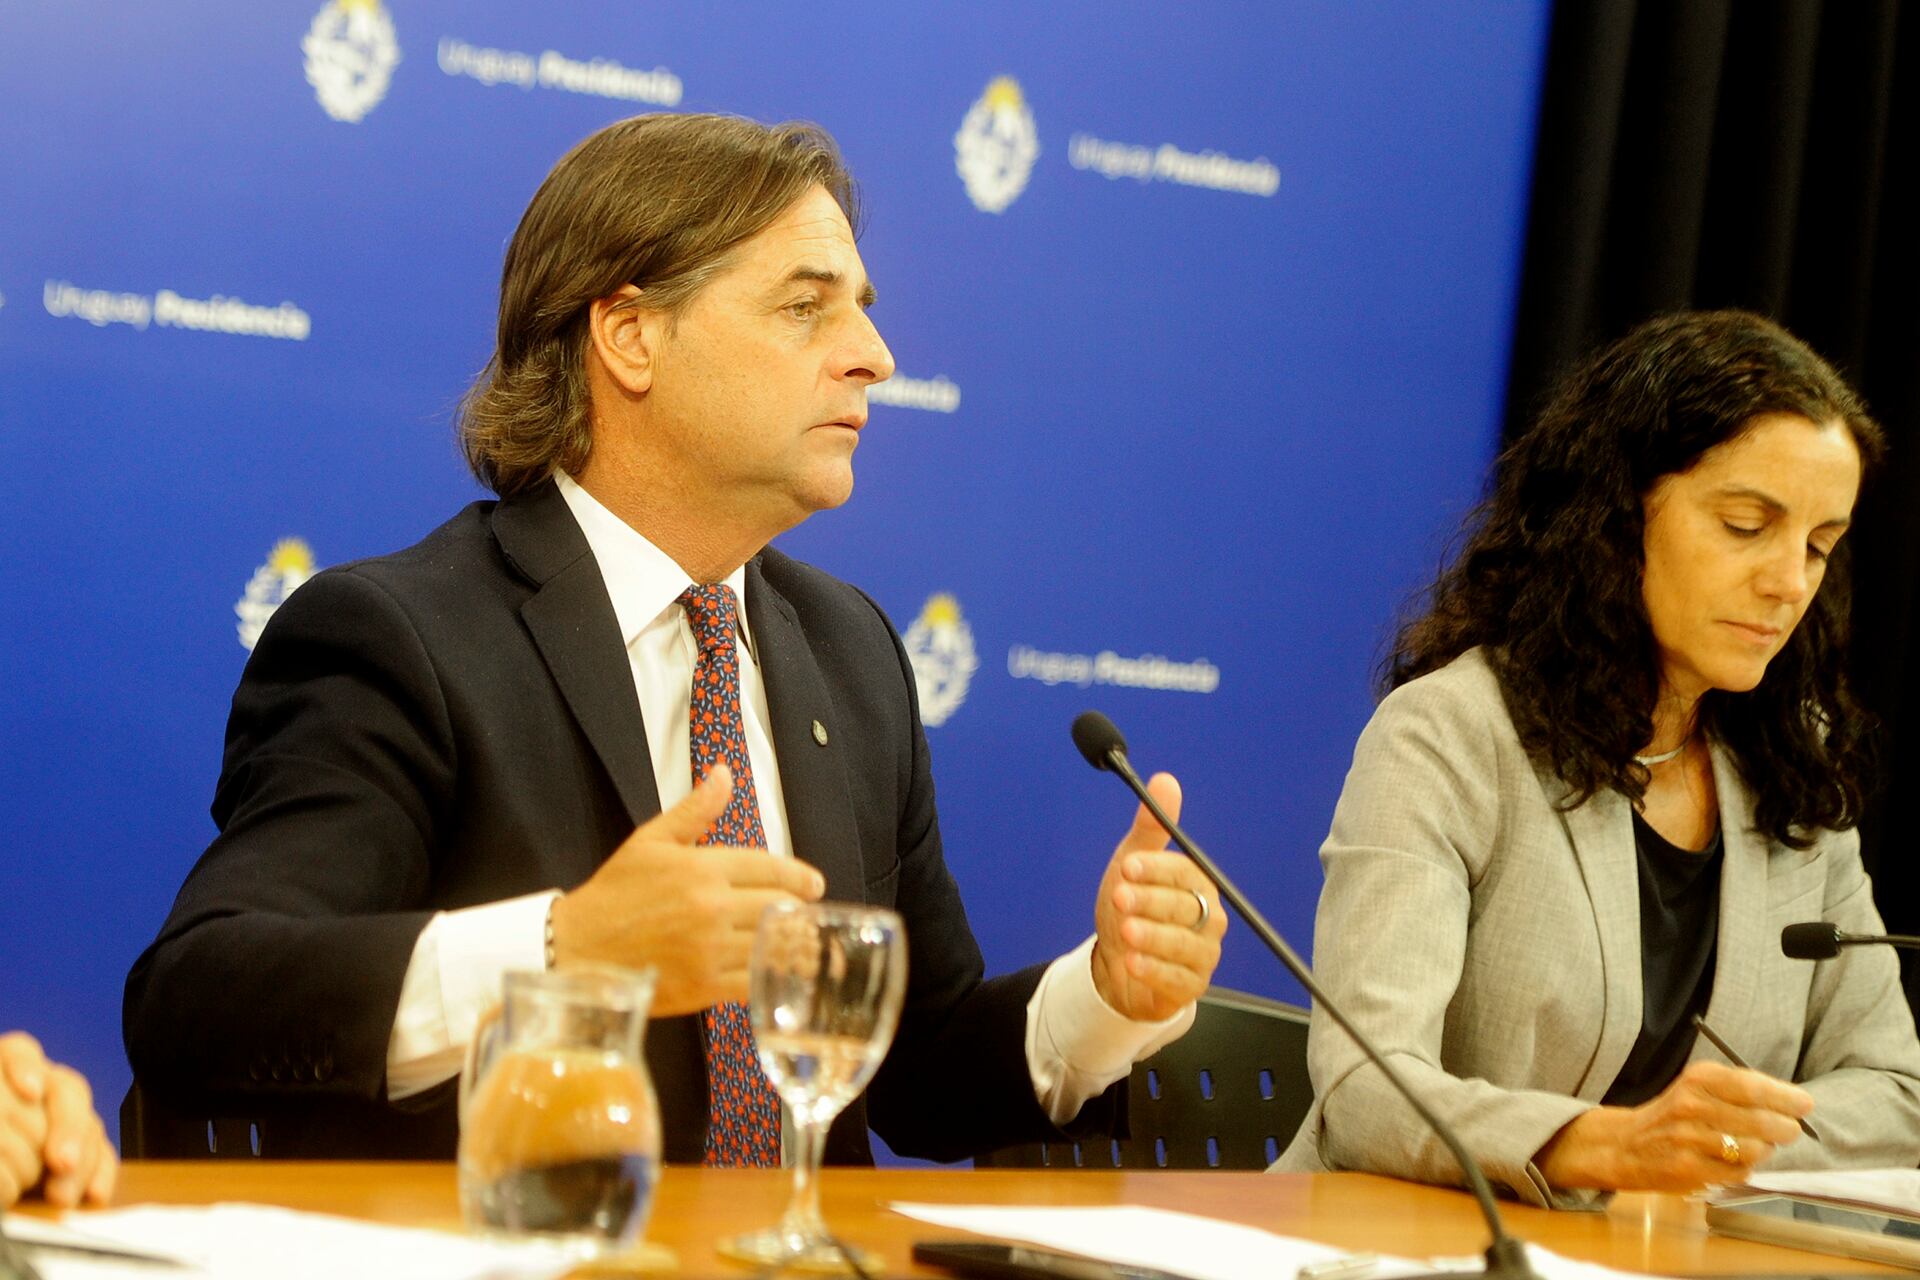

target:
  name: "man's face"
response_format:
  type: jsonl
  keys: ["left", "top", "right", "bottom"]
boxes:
{"left": 638, "top": 185, "right": 894, "bottom": 531}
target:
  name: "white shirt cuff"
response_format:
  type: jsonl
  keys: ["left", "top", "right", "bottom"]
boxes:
{"left": 1025, "top": 935, "right": 1197, "bottom": 1125}
{"left": 385, "top": 890, "right": 558, "bottom": 1101}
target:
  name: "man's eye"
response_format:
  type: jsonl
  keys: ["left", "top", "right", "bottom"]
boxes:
{"left": 785, "top": 299, "right": 819, "bottom": 319}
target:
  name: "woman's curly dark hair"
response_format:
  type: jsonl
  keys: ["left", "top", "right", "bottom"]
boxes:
{"left": 1389, "top": 310, "right": 1884, "bottom": 848}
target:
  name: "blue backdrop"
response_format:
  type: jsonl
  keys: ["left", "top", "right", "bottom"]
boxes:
{"left": 0, "top": 1, "right": 1551, "bottom": 1150}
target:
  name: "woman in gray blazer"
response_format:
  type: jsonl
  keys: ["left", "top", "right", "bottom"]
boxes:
{"left": 1277, "top": 311, "right": 1920, "bottom": 1206}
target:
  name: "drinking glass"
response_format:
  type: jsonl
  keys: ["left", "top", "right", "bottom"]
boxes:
{"left": 457, "top": 965, "right": 662, "bottom": 1259}
{"left": 723, "top": 900, "right": 907, "bottom": 1272}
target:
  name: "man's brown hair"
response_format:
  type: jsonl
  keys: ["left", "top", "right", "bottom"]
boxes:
{"left": 458, "top": 113, "right": 861, "bottom": 497}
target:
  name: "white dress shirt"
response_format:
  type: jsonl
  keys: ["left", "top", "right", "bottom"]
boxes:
{"left": 387, "top": 472, "right": 1193, "bottom": 1126}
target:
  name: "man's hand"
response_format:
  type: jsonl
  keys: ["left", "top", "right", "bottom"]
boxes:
{"left": 0, "top": 1032, "right": 116, "bottom": 1209}
{"left": 1090, "top": 773, "right": 1225, "bottom": 1022}
{"left": 549, "top": 764, "right": 826, "bottom": 1017}
{"left": 1536, "top": 1060, "right": 1811, "bottom": 1191}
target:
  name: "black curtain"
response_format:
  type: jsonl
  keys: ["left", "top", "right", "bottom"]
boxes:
{"left": 1505, "top": 0, "right": 1920, "bottom": 999}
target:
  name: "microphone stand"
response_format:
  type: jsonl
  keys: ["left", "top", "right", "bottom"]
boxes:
{"left": 1082, "top": 720, "right": 1539, "bottom": 1280}
{"left": 1832, "top": 932, "right": 1920, "bottom": 950}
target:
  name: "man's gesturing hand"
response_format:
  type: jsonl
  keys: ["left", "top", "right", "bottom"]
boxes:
{"left": 1091, "top": 773, "right": 1226, "bottom": 1022}
{"left": 549, "top": 764, "right": 825, "bottom": 1017}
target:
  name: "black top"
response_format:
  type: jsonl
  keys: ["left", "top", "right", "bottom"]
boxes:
{"left": 1603, "top": 810, "right": 1725, "bottom": 1106}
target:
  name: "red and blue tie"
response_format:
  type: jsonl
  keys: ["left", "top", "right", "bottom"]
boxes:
{"left": 679, "top": 583, "right": 783, "bottom": 1167}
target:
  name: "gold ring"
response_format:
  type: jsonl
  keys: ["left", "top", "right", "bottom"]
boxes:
{"left": 1719, "top": 1132, "right": 1743, "bottom": 1164}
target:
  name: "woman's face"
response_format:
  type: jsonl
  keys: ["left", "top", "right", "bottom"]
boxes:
{"left": 1641, "top": 412, "right": 1862, "bottom": 707}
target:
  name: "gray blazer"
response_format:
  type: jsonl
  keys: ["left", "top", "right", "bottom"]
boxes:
{"left": 1274, "top": 648, "right": 1920, "bottom": 1206}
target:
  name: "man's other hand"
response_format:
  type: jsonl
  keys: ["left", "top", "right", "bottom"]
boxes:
{"left": 0, "top": 1032, "right": 116, "bottom": 1209}
{"left": 549, "top": 764, "right": 826, "bottom": 1016}
{"left": 1090, "top": 773, "right": 1225, "bottom": 1022}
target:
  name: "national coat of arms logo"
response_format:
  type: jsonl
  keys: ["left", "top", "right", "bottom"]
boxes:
{"left": 236, "top": 538, "right": 317, "bottom": 651}
{"left": 903, "top": 593, "right": 980, "bottom": 728}
{"left": 303, "top": 0, "right": 401, "bottom": 123}
{"left": 954, "top": 76, "right": 1040, "bottom": 213}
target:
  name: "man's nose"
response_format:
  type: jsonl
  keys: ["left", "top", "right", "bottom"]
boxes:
{"left": 837, "top": 310, "right": 894, "bottom": 384}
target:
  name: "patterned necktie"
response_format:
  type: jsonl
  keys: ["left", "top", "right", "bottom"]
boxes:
{"left": 678, "top": 583, "right": 783, "bottom": 1167}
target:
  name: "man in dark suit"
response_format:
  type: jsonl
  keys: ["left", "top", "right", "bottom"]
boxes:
{"left": 123, "top": 113, "right": 1226, "bottom": 1164}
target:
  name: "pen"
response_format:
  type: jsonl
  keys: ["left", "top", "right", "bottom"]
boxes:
{"left": 1691, "top": 1013, "right": 1822, "bottom": 1142}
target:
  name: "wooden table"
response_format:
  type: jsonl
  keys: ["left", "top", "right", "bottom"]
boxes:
{"left": 38, "top": 1163, "right": 1910, "bottom": 1276}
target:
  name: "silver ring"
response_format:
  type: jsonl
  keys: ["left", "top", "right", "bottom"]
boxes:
{"left": 1719, "top": 1132, "right": 1742, "bottom": 1164}
{"left": 1189, "top": 888, "right": 1211, "bottom": 933}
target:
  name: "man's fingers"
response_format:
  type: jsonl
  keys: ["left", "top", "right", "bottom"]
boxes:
{"left": 0, "top": 1033, "right": 49, "bottom": 1103}
{"left": 1119, "top": 772, "right": 1182, "bottom": 852}
{"left": 641, "top": 764, "right": 737, "bottom": 846}
{"left": 707, "top": 963, "right": 752, "bottom": 1007}
{"left": 1118, "top": 916, "right": 1219, "bottom": 970}
{"left": 719, "top": 891, "right": 824, "bottom": 937}
{"left": 1118, "top": 948, "right": 1209, "bottom": 1007}
{"left": 710, "top": 849, "right": 826, "bottom": 898}
{"left": 1114, "top": 879, "right": 1210, "bottom": 929}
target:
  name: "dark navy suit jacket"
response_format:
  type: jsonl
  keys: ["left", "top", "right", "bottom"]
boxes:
{"left": 124, "top": 479, "right": 1119, "bottom": 1161}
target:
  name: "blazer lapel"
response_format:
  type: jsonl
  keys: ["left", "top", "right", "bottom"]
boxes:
{"left": 1554, "top": 778, "right": 1643, "bottom": 1098}
{"left": 744, "top": 560, "right": 865, "bottom": 901}
{"left": 1700, "top": 742, "right": 1763, "bottom": 1044}
{"left": 491, "top": 481, "right": 663, "bottom": 827}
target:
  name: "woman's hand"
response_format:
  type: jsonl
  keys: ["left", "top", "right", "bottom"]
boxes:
{"left": 1537, "top": 1060, "right": 1813, "bottom": 1191}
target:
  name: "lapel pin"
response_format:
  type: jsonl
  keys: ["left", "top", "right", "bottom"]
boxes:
{"left": 812, "top": 720, "right": 829, "bottom": 746}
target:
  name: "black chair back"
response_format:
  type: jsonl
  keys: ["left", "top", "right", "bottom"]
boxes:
{"left": 120, "top": 1082, "right": 266, "bottom": 1159}
{"left": 975, "top": 987, "right": 1312, "bottom": 1170}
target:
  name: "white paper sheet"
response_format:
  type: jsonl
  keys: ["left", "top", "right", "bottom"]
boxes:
{"left": 889, "top": 1202, "right": 1679, "bottom": 1280}
{"left": 893, "top": 1202, "right": 1403, "bottom": 1280}
{"left": 1734, "top": 1168, "right": 1920, "bottom": 1216}
{"left": 5, "top": 1204, "right": 576, "bottom": 1280}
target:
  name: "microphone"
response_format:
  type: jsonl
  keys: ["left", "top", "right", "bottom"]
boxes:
{"left": 1782, "top": 921, "right": 1920, "bottom": 961}
{"left": 1073, "top": 711, "right": 1539, "bottom": 1280}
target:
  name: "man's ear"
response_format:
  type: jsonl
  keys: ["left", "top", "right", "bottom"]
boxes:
{"left": 586, "top": 286, "right": 660, "bottom": 396}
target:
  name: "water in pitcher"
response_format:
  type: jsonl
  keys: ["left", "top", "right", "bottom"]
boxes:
{"left": 460, "top": 1046, "right": 659, "bottom": 1254}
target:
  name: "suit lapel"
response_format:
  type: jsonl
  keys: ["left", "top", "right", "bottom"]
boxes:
{"left": 744, "top": 560, "right": 865, "bottom": 901}
{"left": 1554, "top": 778, "right": 1643, "bottom": 1098}
{"left": 492, "top": 482, "right": 663, "bottom": 827}
{"left": 1701, "top": 743, "right": 1763, "bottom": 1044}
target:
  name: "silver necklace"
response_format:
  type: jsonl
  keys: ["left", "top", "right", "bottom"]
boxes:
{"left": 1634, "top": 738, "right": 1692, "bottom": 767}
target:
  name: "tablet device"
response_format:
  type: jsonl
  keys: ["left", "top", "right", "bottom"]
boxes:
{"left": 1705, "top": 1193, "right": 1920, "bottom": 1268}
{"left": 912, "top": 1239, "right": 1200, "bottom": 1280}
